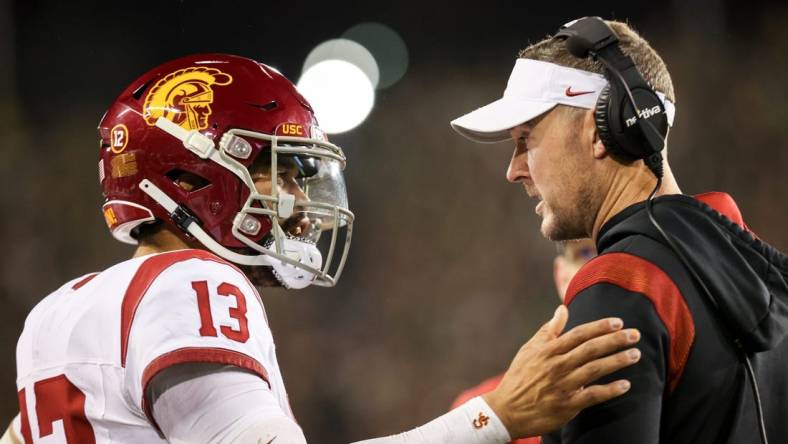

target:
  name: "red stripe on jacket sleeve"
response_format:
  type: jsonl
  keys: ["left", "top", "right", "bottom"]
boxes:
{"left": 565, "top": 252, "right": 695, "bottom": 393}
{"left": 140, "top": 347, "right": 270, "bottom": 431}
{"left": 120, "top": 249, "right": 234, "bottom": 367}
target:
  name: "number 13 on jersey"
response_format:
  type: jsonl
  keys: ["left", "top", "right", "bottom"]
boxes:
{"left": 191, "top": 281, "right": 250, "bottom": 343}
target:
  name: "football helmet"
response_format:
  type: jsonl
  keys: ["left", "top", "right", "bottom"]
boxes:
{"left": 98, "top": 54, "right": 353, "bottom": 288}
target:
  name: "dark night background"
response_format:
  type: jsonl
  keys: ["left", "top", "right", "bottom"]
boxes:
{"left": 1, "top": 0, "right": 786, "bottom": 442}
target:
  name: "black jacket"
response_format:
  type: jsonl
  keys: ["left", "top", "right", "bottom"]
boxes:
{"left": 543, "top": 192, "right": 788, "bottom": 444}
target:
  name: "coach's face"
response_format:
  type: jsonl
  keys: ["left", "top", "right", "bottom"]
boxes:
{"left": 506, "top": 107, "right": 601, "bottom": 241}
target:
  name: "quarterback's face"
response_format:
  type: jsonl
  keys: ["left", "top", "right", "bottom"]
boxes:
{"left": 252, "top": 158, "right": 312, "bottom": 238}
{"left": 506, "top": 108, "right": 597, "bottom": 241}
{"left": 244, "top": 160, "right": 313, "bottom": 288}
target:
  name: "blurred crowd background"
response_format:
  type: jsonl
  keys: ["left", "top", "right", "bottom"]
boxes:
{"left": 1, "top": 0, "right": 786, "bottom": 442}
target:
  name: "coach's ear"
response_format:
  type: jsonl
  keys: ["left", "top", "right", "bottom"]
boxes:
{"left": 583, "top": 109, "right": 608, "bottom": 159}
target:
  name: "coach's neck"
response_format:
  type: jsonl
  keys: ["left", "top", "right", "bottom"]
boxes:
{"left": 591, "top": 150, "right": 681, "bottom": 242}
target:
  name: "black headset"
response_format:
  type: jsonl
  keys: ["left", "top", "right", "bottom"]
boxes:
{"left": 554, "top": 17, "right": 668, "bottom": 177}
{"left": 553, "top": 17, "right": 769, "bottom": 444}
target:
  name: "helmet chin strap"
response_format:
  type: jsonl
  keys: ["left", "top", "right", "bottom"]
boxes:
{"left": 155, "top": 117, "right": 217, "bottom": 159}
{"left": 139, "top": 178, "right": 322, "bottom": 289}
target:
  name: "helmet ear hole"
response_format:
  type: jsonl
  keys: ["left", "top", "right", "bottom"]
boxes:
{"left": 131, "top": 78, "right": 155, "bottom": 101}
{"left": 165, "top": 169, "right": 211, "bottom": 192}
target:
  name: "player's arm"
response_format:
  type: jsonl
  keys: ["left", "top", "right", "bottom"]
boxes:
{"left": 149, "top": 364, "right": 307, "bottom": 443}
{"left": 0, "top": 414, "right": 22, "bottom": 444}
{"left": 543, "top": 283, "right": 670, "bottom": 444}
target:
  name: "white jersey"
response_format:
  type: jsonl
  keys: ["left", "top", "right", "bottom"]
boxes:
{"left": 15, "top": 249, "right": 292, "bottom": 444}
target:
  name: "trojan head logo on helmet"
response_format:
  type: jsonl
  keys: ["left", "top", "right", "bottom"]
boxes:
{"left": 98, "top": 54, "right": 354, "bottom": 289}
{"left": 143, "top": 67, "right": 233, "bottom": 131}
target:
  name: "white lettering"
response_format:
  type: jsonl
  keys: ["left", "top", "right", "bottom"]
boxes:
{"left": 625, "top": 105, "right": 662, "bottom": 128}
{"left": 113, "top": 130, "right": 125, "bottom": 147}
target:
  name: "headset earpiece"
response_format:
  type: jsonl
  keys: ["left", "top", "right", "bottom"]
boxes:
{"left": 602, "top": 80, "right": 668, "bottom": 162}
{"left": 593, "top": 84, "right": 621, "bottom": 158}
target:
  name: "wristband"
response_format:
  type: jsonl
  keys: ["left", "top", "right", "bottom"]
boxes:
{"left": 353, "top": 395, "right": 511, "bottom": 443}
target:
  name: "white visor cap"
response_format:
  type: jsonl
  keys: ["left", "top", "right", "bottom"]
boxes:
{"left": 450, "top": 59, "right": 675, "bottom": 144}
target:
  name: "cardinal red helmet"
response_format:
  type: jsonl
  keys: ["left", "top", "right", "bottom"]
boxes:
{"left": 98, "top": 54, "right": 353, "bottom": 288}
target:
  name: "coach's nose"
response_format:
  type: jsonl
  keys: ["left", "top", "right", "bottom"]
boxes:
{"left": 506, "top": 142, "right": 530, "bottom": 184}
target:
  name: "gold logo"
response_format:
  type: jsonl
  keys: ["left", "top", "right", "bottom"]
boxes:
{"left": 103, "top": 207, "right": 118, "bottom": 228}
{"left": 110, "top": 152, "right": 138, "bottom": 179}
{"left": 143, "top": 67, "right": 233, "bottom": 130}
{"left": 279, "top": 123, "right": 304, "bottom": 136}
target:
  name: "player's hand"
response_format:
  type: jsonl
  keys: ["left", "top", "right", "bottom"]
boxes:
{"left": 482, "top": 305, "right": 641, "bottom": 439}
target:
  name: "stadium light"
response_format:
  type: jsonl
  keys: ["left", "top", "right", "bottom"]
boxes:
{"left": 297, "top": 59, "right": 375, "bottom": 134}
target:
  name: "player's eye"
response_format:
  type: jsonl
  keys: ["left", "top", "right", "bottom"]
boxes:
{"left": 277, "top": 166, "right": 305, "bottom": 190}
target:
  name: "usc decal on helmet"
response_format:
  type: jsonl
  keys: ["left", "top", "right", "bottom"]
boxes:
{"left": 142, "top": 67, "right": 233, "bottom": 131}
